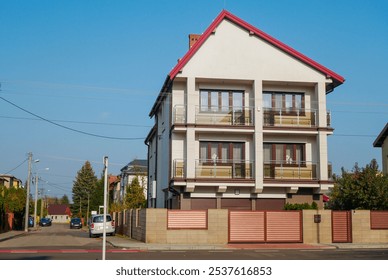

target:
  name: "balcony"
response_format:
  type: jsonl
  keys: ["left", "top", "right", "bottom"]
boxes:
{"left": 173, "top": 105, "right": 254, "bottom": 126}
{"left": 263, "top": 108, "right": 324, "bottom": 128}
{"left": 173, "top": 159, "right": 254, "bottom": 179}
{"left": 264, "top": 160, "right": 319, "bottom": 180}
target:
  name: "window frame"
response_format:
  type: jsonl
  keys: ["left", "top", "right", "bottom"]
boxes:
{"left": 200, "top": 89, "right": 245, "bottom": 113}
{"left": 263, "top": 91, "right": 305, "bottom": 115}
{"left": 199, "top": 141, "right": 245, "bottom": 165}
{"left": 263, "top": 143, "right": 306, "bottom": 166}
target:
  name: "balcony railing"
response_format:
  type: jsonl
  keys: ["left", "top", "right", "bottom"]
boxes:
{"left": 264, "top": 160, "right": 318, "bottom": 180}
{"left": 173, "top": 159, "right": 254, "bottom": 179}
{"left": 263, "top": 107, "right": 319, "bottom": 127}
{"left": 174, "top": 159, "right": 333, "bottom": 181}
{"left": 172, "top": 105, "right": 254, "bottom": 126}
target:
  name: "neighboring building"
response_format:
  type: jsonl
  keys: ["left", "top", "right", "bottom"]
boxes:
{"left": 0, "top": 174, "right": 22, "bottom": 189}
{"left": 373, "top": 123, "right": 388, "bottom": 175}
{"left": 47, "top": 204, "right": 71, "bottom": 223}
{"left": 116, "top": 159, "right": 147, "bottom": 203}
{"left": 146, "top": 10, "right": 344, "bottom": 210}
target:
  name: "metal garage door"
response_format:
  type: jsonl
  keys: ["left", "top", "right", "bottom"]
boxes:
{"left": 332, "top": 211, "right": 352, "bottom": 243}
{"left": 229, "top": 211, "right": 265, "bottom": 242}
{"left": 266, "top": 211, "right": 302, "bottom": 242}
{"left": 229, "top": 211, "right": 302, "bottom": 243}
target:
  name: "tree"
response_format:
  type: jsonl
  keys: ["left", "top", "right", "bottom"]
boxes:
{"left": 60, "top": 194, "right": 70, "bottom": 205}
{"left": 328, "top": 159, "right": 388, "bottom": 210}
{"left": 71, "top": 161, "right": 98, "bottom": 218}
{"left": 0, "top": 184, "right": 27, "bottom": 230}
{"left": 124, "top": 176, "right": 146, "bottom": 209}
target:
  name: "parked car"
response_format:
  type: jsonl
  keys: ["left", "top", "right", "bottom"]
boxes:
{"left": 28, "top": 216, "right": 34, "bottom": 227}
{"left": 89, "top": 214, "right": 115, "bottom": 238}
{"left": 70, "top": 218, "right": 82, "bottom": 229}
{"left": 39, "top": 217, "right": 52, "bottom": 227}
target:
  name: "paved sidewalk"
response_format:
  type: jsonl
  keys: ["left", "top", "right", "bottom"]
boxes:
{"left": 1, "top": 230, "right": 388, "bottom": 250}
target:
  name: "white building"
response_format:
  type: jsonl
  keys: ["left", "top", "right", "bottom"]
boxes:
{"left": 146, "top": 10, "right": 344, "bottom": 210}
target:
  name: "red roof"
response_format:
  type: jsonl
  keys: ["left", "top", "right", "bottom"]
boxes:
{"left": 169, "top": 10, "right": 344, "bottom": 85}
{"left": 47, "top": 204, "right": 71, "bottom": 216}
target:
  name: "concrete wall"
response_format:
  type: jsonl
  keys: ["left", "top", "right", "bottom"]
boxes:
{"left": 116, "top": 209, "right": 388, "bottom": 245}
{"left": 302, "top": 210, "right": 332, "bottom": 244}
{"left": 351, "top": 210, "right": 388, "bottom": 243}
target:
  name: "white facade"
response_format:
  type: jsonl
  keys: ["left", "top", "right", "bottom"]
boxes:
{"left": 146, "top": 11, "right": 344, "bottom": 210}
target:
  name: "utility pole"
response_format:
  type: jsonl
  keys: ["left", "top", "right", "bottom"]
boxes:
{"left": 102, "top": 156, "right": 108, "bottom": 260}
{"left": 24, "top": 152, "right": 32, "bottom": 232}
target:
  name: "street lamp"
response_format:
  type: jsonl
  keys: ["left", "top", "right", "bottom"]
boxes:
{"left": 33, "top": 160, "right": 49, "bottom": 229}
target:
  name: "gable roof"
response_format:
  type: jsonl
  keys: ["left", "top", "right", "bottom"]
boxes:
{"left": 373, "top": 123, "right": 388, "bottom": 147}
{"left": 170, "top": 10, "right": 345, "bottom": 85}
{"left": 47, "top": 204, "right": 71, "bottom": 216}
{"left": 150, "top": 10, "right": 344, "bottom": 117}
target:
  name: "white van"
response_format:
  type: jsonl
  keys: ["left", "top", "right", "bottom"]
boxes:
{"left": 88, "top": 214, "right": 115, "bottom": 238}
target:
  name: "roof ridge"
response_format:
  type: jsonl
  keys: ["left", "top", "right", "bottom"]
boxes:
{"left": 168, "top": 9, "right": 344, "bottom": 85}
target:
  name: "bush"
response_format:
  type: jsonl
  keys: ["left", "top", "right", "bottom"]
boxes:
{"left": 284, "top": 202, "right": 318, "bottom": 210}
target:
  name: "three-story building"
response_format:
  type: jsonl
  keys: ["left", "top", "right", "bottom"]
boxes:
{"left": 146, "top": 10, "right": 344, "bottom": 210}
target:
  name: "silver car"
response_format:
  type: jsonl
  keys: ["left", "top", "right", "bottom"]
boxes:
{"left": 89, "top": 214, "right": 115, "bottom": 238}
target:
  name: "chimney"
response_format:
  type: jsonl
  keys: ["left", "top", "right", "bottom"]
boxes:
{"left": 189, "top": 34, "right": 201, "bottom": 49}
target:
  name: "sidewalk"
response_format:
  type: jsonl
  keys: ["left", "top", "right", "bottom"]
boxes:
{"left": 1, "top": 230, "right": 388, "bottom": 250}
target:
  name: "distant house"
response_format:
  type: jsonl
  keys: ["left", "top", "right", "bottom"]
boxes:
{"left": 116, "top": 159, "right": 147, "bottom": 203}
{"left": 373, "top": 123, "right": 388, "bottom": 175}
{"left": 47, "top": 204, "right": 72, "bottom": 223}
{"left": 0, "top": 174, "right": 22, "bottom": 189}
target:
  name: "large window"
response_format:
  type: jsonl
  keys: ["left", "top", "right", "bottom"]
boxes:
{"left": 263, "top": 143, "right": 305, "bottom": 165}
{"left": 200, "top": 142, "right": 244, "bottom": 162}
{"left": 263, "top": 91, "right": 304, "bottom": 112}
{"left": 200, "top": 90, "right": 244, "bottom": 112}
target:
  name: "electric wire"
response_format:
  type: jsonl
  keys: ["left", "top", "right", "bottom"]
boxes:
{"left": 2, "top": 158, "right": 28, "bottom": 174}
{"left": 0, "top": 96, "right": 145, "bottom": 140}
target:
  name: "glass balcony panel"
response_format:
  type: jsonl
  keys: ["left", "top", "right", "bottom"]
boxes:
{"left": 263, "top": 107, "right": 318, "bottom": 127}
{"left": 263, "top": 160, "right": 317, "bottom": 180}
{"left": 195, "top": 159, "right": 254, "bottom": 179}
{"left": 196, "top": 106, "right": 254, "bottom": 126}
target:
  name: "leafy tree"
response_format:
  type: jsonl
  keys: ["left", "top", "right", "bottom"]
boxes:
{"left": 124, "top": 176, "right": 146, "bottom": 209}
{"left": 328, "top": 159, "right": 388, "bottom": 210}
{"left": 71, "top": 161, "right": 98, "bottom": 218}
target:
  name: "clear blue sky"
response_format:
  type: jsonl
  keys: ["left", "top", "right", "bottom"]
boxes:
{"left": 1, "top": 0, "right": 387, "bottom": 202}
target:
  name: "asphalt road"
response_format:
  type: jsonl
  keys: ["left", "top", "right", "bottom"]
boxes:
{"left": 0, "top": 224, "right": 387, "bottom": 260}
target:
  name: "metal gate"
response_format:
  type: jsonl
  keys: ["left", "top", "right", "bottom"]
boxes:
{"left": 332, "top": 211, "right": 352, "bottom": 243}
{"left": 229, "top": 211, "right": 302, "bottom": 243}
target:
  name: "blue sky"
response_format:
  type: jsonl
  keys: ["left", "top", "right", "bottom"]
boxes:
{"left": 1, "top": 0, "right": 387, "bottom": 201}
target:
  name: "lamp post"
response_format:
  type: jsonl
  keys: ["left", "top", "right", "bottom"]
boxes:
{"left": 24, "top": 152, "right": 33, "bottom": 232}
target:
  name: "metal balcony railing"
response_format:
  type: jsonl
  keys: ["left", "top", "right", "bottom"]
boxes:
{"left": 263, "top": 107, "right": 318, "bottom": 127}
{"left": 172, "top": 105, "right": 254, "bottom": 126}
{"left": 263, "top": 160, "right": 318, "bottom": 180}
{"left": 174, "top": 159, "right": 333, "bottom": 181}
{"left": 172, "top": 159, "right": 254, "bottom": 179}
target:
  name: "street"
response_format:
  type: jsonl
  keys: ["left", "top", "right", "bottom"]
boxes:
{"left": 0, "top": 224, "right": 387, "bottom": 260}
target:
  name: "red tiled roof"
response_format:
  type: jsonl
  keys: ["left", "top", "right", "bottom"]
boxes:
{"left": 48, "top": 204, "right": 71, "bottom": 216}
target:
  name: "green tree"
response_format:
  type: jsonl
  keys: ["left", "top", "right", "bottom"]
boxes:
{"left": 71, "top": 161, "right": 98, "bottom": 218}
{"left": 60, "top": 194, "right": 70, "bottom": 205}
{"left": 124, "top": 176, "right": 146, "bottom": 209}
{"left": 328, "top": 159, "right": 388, "bottom": 210}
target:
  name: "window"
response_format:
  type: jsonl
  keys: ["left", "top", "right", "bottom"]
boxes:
{"left": 200, "top": 90, "right": 244, "bottom": 112}
{"left": 200, "top": 141, "right": 244, "bottom": 162}
{"left": 263, "top": 91, "right": 304, "bottom": 112}
{"left": 263, "top": 143, "right": 305, "bottom": 165}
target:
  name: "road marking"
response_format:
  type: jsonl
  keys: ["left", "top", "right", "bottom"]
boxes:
{"left": 300, "top": 249, "right": 324, "bottom": 252}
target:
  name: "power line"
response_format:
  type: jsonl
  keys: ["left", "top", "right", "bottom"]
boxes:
{"left": 2, "top": 158, "right": 28, "bottom": 174}
{"left": 0, "top": 96, "right": 145, "bottom": 140}
{"left": 0, "top": 115, "right": 152, "bottom": 128}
